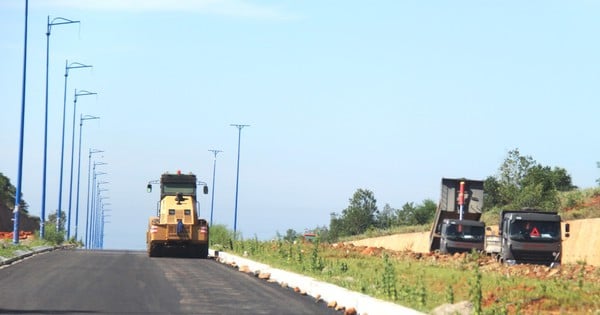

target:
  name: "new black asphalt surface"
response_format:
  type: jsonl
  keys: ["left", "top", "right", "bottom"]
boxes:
{"left": 0, "top": 249, "right": 342, "bottom": 314}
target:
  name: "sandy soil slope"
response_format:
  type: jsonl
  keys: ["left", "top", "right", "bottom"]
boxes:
{"left": 351, "top": 218, "right": 600, "bottom": 266}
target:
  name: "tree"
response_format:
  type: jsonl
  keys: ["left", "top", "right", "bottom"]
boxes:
{"left": 396, "top": 202, "right": 417, "bottom": 225}
{"left": 328, "top": 189, "right": 378, "bottom": 239}
{"left": 283, "top": 228, "right": 299, "bottom": 242}
{"left": 374, "top": 204, "right": 396, "bottom": 229}
{"left": 488, "top": 148, "right": 574, "bottom": 210}
{"left": 483, "top": 176, "right": 503, "bottom": 209}
{"left": 498, "top": 148, "right": 535, "bottom": 188}
{"left": 341, "top": 189, "right": 378, "bottom": 236}
{"left": 549, "top": 167, "right": 577, "bottom": 191}
{"left": 328, "top": 212, "right": 343, "bottom": 241}
{"left": 412, "top": 199, "right": 436, "bottom": 225}
{"left": 393, "top": 200, "right": 436, "bottom": 226}
{"left": 597, "top": 162, "right": 600, "bottom": 186}
{"left": 44, "top": 210, "right": 67, "bottom": 244}
{"left": 0, "top": 172, "right": 28, "bottom": 212}
{"left": 496, "top": 148, "right": 535, "bottom": 205}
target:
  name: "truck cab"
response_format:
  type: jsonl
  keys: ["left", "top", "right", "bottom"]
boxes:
{"left": 440, "top": 219, "right": 485, "bottom": 254}
{"left": 497, "top": 210, "right": 567, "bottom": 266}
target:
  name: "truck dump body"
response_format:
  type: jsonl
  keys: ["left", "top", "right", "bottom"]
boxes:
{"left": 146, "top": 172, "right": 209, "bottom": 258}
{"left": 429, "top": 178, "right": 484, "bottom": 252}
{"left": 495, "top": 210, "right": 563, "bottom": 265}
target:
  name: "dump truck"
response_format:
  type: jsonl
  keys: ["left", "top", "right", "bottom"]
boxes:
{"left": 146, "top": 171, "right": 210, "bottom": 258}
{"left": 486, "top": 210, "right": 570, "bottom": 266}
{"left": 429, "top": 178, "right": 485, "bottom": 253}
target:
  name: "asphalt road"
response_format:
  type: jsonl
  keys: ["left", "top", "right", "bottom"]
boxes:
{"left": 0, "top": 249, "right": 342, "bottom": 315}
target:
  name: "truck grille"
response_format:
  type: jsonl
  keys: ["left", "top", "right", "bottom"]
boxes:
{"left": 511, "top": 249, "right": 558, "bottom": 265}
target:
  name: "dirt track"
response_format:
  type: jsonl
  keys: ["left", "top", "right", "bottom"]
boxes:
{"left": 351, "top": 218, "right": 600, "bottom": 266}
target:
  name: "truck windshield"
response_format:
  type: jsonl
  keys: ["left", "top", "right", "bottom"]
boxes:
{"left": 163, "top": 184, "right": 195, "bottom": 196}
{"left": 509, "top": 220, "right": 560, "bottom": 241}
{"left": 444, "top": 224, "right": 485, "bottom": 242}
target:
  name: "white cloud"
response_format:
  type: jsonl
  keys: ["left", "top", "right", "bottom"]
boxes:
{"left": 34, "top": 0, "right": 297, "bottom": 20}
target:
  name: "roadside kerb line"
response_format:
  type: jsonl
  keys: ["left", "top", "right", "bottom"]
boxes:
{"left": 211, "top": 249, "right": 425, "bottom": 315}
{"left": 0, "top": 244, "right": 74, "bottom": 267}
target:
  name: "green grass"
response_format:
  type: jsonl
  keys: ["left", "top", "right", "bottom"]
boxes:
{"left": 0, "top": 239, "right": 43, "bottom": 258}
{"left": 559, "top": 187, "right": 600, "bottom": 220}
{"left": 228, "top": 239, "right": 600, "bottom": 314}
{"left": 0, "top": 238, "right": 65, "bottom": 259}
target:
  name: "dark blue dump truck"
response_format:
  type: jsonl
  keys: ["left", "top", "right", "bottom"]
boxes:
{"left": 486, "top": 210, "right": 570, "bottom": 266}
{"left": 429, "top": 178, "right": 485, "bottom": 254}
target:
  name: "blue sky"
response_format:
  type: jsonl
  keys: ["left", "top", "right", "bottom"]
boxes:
{"left": 1, "top": 0, "right": 599, "bottom": 250}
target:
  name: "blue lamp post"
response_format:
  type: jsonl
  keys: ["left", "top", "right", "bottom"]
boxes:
{"left": 99, "top": 202, "right": 111, "bottom": 249}
{"left": 86, "top": 150, "right": 103, "bottom": 247}
{"left": 67, "top": 89, "right": 97, "bottom": 238}
{"left": 13, "top": 0, "right": 29, "bottom": 244}
{"left": 74, "top": 114, "right": 99, "bottom": 240}
{"left": 230, "top": 124, "right": 249, "bottom": 238}
{"left": 88, "top": 166, "right": 106, "bottom": 248}
{"left": 57, "top": 61, "right": 92, "bottom": 235}
{"left": 94, "top": 193, "right": 109, "bottom": 249}
{"left": 208, "top": 149, "right": 222, "bottom": 226}
{"left": 40, "top": 16, "right": 80, "bottom": 239}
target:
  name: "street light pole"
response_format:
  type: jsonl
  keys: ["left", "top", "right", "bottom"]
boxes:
{"left": 67, "top": 89, "right": 97, "bottom": 238}
{"left": 13, "top": 0, "right": 29, "bottom": 244}
{"left": 94, "top": 192, "right": 108, "bottom": 249}
{"left": 230, "top": 124, "right": 249, "bottom": 238}
{"left": 57, "top": 61, "right": 92, "bottom": 235}
{"left": 74, "top": 115, "right": 99, "bottom": 240}
{"left": 41, "top": 16, "right": 80, "bottom": 239}
{"left": 100, "top": 205, "right": 111, "bottom": 249}
{"left": 88, "top": 166, "right": 106, "bottom": 248}
{"left": 208, "top": 149, "right": 222, "bottom": 226}
{"left": 86, "top": 150, "right": 103, "bottom": 247}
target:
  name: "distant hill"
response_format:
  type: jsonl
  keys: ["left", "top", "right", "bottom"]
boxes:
{"left": 0, "top": 202, "right": 40, "bottom": 232}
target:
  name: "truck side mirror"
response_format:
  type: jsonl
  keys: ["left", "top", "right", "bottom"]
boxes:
{"left": 147, "top": 184, "right": 152, "bottom": 193}
{"left": 203, "top": 185, "right": 209, "bottom": 194}
{"left": 565, "top": 223, "right": 570, "bottom": 238}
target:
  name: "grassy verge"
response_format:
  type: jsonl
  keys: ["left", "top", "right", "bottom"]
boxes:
{"left": 227, "top": 238, "right": 600, "bottom": 314}
{"left": 0, "top": 238, "right": 52, "bottom": 258}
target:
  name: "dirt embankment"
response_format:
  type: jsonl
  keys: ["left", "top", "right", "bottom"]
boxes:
{"left": 351, "top": 218, "right": 600, "bottom": 267}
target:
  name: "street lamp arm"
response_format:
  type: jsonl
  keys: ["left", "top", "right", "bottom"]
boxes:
{"left": 50, "top": 17, "right": 80, "bottom": 26}
{"left": 75, "top": 90, "right": 98, "bottom": 97}
{"left": 81, "top": 115, "right": 100, "bottom": 121}
{"left": 67, "top": 62, "right": 92, "bottom": 71}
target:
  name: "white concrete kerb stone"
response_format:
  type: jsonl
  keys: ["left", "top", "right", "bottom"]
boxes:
{"left": 211, "top": 250, "right": 424, "bottom": 315}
